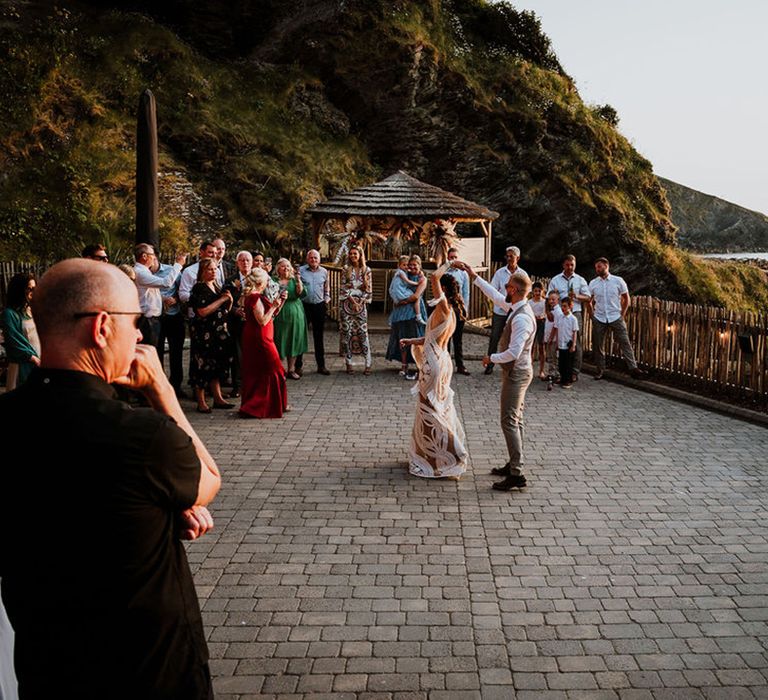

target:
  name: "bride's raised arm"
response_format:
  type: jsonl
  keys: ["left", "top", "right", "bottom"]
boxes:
{"left": 430, "top": 262, "right": 452, "bottom": 310}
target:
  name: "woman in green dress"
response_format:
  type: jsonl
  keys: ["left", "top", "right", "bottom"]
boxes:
{"left": 273, "top": 258, "right": 308, "bottom": 380}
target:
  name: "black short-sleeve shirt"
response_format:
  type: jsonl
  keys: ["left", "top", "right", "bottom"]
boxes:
{"left": 0, "top": 369, "right": 209, "bottom": 698}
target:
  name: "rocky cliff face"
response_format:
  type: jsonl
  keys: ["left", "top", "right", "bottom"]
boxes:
{"left": 2, "top": 0, "right": 767, "bottom": 309}
{"left": 659, "top": 177, "right": 768, "bottom": 253}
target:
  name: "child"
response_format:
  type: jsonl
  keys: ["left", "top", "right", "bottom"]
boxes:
{"left": 395, "top": 258, "right": 426, "bottom": 324}
{"left": 543, "top": 290, "right": 562, "bottom": 382}
{"left": 555, "top": 296, "right": 579, "bottom": 389}
{"left": 528, "top": 282, "right": 547, "bottom": 379}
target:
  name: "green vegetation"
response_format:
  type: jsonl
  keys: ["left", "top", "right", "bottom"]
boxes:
{"left": 0, "top": 4, "right": 375, "bottom": 261}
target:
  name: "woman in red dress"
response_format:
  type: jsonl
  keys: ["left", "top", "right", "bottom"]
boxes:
{"left": 239, "top": 268, "right": 290, "bottom": 419}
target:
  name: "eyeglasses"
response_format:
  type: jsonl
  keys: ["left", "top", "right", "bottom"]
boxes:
{"left": 91, "top": 254, "right": 109, "bottom": 261}
{"left": 74, "top": 311, "right": 143, "bottom": 328}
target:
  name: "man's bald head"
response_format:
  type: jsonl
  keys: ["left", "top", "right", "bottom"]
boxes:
{"left": 33, "top": 259, "right": 139, "bottom": 339}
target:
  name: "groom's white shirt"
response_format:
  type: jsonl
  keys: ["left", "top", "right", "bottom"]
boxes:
{"left": 473, "top": 277, "right": 535, "bottom": 371}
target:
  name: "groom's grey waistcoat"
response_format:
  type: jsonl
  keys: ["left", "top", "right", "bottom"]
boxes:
{"left": 498, "top": 304, "right": 536, "bottom": 378}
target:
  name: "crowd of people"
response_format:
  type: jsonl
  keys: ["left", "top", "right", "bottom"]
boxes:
{"left": 1, "top": 240, "right": 645, "bottom": 411}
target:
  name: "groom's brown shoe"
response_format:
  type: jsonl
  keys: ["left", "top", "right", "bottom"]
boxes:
{"left": 490, "top": 463, "right": 510, "bottom": 476}
{"left": 492, "top": 474, "right": 527, "bottom": 491}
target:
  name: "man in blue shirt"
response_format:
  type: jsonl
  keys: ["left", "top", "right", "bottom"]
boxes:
{"left": 445, "top": 247, "right": 471, "bottom": 375}
{"left": 157, "top": 256, "right": 187, "bottom": 398}
{"left": 297, "top": 250, "right": 331, "bottom": 375}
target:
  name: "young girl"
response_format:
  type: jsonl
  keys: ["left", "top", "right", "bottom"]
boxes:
{"left": 394, "top": 258, "right": 427, "bottom": 324}
{"left": 543, "top": 290, "right": 562, "bottom": 383}
{"left": 528, "top": 281, "right": 547, "bottom": 379}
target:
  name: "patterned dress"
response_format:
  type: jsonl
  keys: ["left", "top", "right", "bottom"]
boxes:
{"left": 409, "top": 295, "right": 468, "bottom": 479}
{"left": 339, "top": 265, "right": 372, "bottom": 367}
{"left": 188, "top": 282, "right": 233, "bottom": 389}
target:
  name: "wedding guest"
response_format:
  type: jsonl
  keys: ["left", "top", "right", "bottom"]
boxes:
{"left": 188, "top": 259, "right": 234, "bottom": 413}
{"left": 178, "top": 240, "right": 217, "bottom": 315}
{"left": 81, "top": 243, "right": 109, "bottom": 262}
{"left": 554, "top": 296, "right": 579, "bottom": 389}
{"left": 445, "top": 248, "right": 471, "bottom": 375}
{"left": 133, "top": 243, "right": 185, "bottom": 350}
{"left": 223, "top": 250, "right": 253, "bottom": 398}
{"left": 339, "top": 245, "right": 373, "bottom": 375}
{"left": 547, "top": 254, "right": 590, "bottom": 381}
{"left": 528, "top": 281, "right": 547, "bottom": 380}
{"left": 485, "top": 245, "right": 527, "bottom": 374}
{"left": 212, "top": 238, "right": 233, "bottom": 282}
{"left": 386, "top": 255, "right": 427, "bottom": 380}
{"left": 589, "top": 257, "right": 646, "bottom": 380}
{"left": 1, "top": 273, "right": 40, "bottom": 390}
{"left": 239, "top": 269, "right": 289, "bottom": 419}
{"left": 253, "top": 251, "right": 280, "bottom": 301}
{"left": 158, "top": 256, "right": 188, "bottom": 398}
{"left": 544, "top": 290, "right": 563, "bottom": 381}
{"left": 297, "top": 249, "right": 331, "bottom": 375}
{"left": 273, "top": 258, "right": 308, "bottom": 380}
{"left": 0, "top": 259, "right": 220, "bottom": 698}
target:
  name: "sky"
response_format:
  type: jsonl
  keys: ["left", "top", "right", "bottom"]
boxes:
{"left": 505, "top": 0, "right": 768, "bottom": 214}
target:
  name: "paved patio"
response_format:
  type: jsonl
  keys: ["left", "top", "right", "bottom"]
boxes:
{"left": 186, "top": 331, "right": 768, "bottom": 699}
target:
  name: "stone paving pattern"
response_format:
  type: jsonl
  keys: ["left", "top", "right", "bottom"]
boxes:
{"left": 185, "top": 330, "right": 768, "bottom": 699}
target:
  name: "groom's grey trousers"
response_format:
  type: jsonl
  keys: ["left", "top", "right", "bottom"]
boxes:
{"left": 500, "top": 367, "right": 534, "bottom": 477}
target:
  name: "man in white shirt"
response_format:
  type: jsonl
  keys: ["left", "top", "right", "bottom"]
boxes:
{"left": 588, "top": 257, "right": 645, "bottom": 380}
{"left": 459, "top": 262, "right": 536, "bottom": 491}
{"left": 547, "top": 254, "right": 590, "bottom": 381}
{"left": 133, "top": 244, "right": 185, "bottom": 350}
{"left": 178, "top": 240, "right": 218, "bottom": 317}
{"left": 485, "top": 246, "right": 527, "bottom": 375}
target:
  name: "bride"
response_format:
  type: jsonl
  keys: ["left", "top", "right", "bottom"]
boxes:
{"left": 400, "top": 262, "right": 468, "bottom": 479}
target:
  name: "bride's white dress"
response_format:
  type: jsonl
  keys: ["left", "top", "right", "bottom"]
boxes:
{"left": 408, "top": 296, "right": 468, "bottom": 478}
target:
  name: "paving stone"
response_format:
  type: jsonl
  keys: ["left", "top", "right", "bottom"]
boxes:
{"left": 174, "top": 344, "right": 768, "bottom": 698}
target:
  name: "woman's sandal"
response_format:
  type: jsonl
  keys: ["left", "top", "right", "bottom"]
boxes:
{"left": 364, "top": 367, "right": 372, "bottom": 376}
{"left": 345, "top": 366, "right": 354, "bottom": 374}
{"left": 288, "top": 371, "right": 301, "bottom": 380}
{"left": 196, "top": 405, "right": 212, "bottom": 414}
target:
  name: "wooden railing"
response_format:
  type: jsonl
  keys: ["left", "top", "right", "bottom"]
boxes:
{"left": 604, "top": 297, "right": 767, "bottom": 407}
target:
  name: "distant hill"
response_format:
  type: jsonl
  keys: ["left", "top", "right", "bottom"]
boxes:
{"left": 659, "top": 177, "right": 768, "bottom": 253}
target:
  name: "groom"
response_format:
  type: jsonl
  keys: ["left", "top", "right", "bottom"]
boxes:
{"left": 456, "top": 262, "right": 537, "bottom": 490}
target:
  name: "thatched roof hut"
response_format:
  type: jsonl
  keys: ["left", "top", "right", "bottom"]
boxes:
{"left": 308, "top": 171, "right": 498, "bottom": 267}
{"left": 307, "top": 170, "right": 498, "bottom": 221}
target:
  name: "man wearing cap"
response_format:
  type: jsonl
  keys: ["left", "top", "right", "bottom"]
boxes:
{"left": 485, "top": 246, "right": 527, "bottom": 375}
{"left": 547, "top": 254, "right": 590, "bottom": 381}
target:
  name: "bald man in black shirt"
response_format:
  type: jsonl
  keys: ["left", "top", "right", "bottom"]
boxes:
{"left": 0, "top": 259, "right": 221, "bottom": 699}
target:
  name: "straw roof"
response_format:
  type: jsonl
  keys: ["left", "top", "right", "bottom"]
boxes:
{"left": 307, "top": 170, "right": 499, "bottom": 221}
